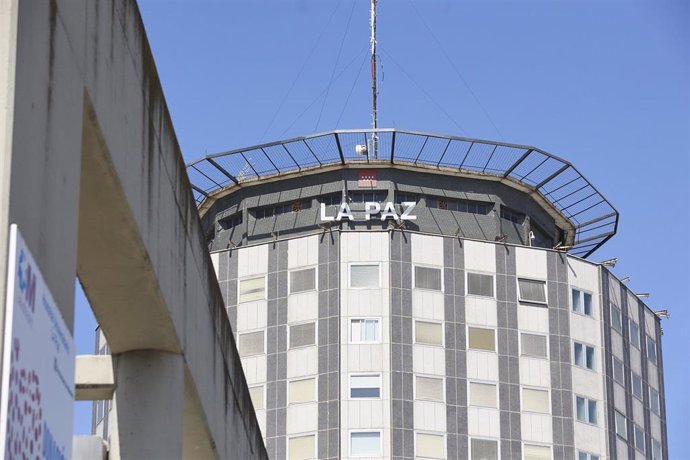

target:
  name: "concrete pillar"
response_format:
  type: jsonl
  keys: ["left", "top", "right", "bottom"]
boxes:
{"left": 114, "top": 350, "right": 184, "bottom": 460}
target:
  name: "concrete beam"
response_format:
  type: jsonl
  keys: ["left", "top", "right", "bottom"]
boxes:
{"left": 75, "top": 355, "right": 115, "bottom": 401}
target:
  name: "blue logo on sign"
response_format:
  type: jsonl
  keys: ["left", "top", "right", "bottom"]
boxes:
{"left": 17, "top": 248, "right": 36, "bottom": 314}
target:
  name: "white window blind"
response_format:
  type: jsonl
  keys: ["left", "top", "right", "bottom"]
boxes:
{"left": 350, "top": 374, "right": 381, "bottom": 399}
{"left": 415, "top": 321, "right": 443, "bottom": 346}
{"left": 350, "top": 318, "right": 380, "bottom": 343}
{"left": 289, "top": 322, "right": 316, "bottom": 349}
{"left": 239, "top": 276, "right": 265, "bottom": 303}
{"left": 469, "top": 382, "right": 497, "bottom": 408}
{"left": 289, "top": 378, "right": 316, "bottom": 404}
{"left": 416, "top": 433, "right": 445, "bottom": 459}
{"left": 238, "top": 330, "right": 264, "bottom": 357}
{"left": 470, "top": 438, "right": 498, "bottom": 460}
{"left": 523, "top": 444, "right": 551, "bottom": 460}
{"left": 521, "top": 333, "right": 547, "bottom": 358}
{"left": 248, "top": 385, "right": 264, "bottom": 410}
{"left": 350, "top": 431, "right": 381, "bottom": 456}
{"left": 415, "top": 376, "right": 444, "bottom": 402}
{"left": 468, "top": 327, "right": 495, "bottom": 352}
{"left": 288, "top": 434, "right": 316, "bottom": 460}
{"left": 522, "top": 388, "right": 550, "bottom": 414}
{"left": 290, "top": 267, "right": 316, "bottom": 294}
{"left": 518, "top": 278, "right": 546, "bottom": 303}
{"left": 468, "top": 273, "right": 494, "bottom": 297}
{"left": 350, "top": 264, "right": 379, "bottom": 288}
{"left": 415, "top": 266, "right": 442, "bottom": 291}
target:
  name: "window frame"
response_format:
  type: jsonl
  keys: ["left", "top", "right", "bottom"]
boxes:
{"left": 571, "top": 287, "right": 594, "bottom": 317}
{"left": 517, "top": 278, "right": 548, "bottom": 305}
{"left": 469, "top": 437, "right": 500, "bottom": 460}
{"left": 467, "top": 325, "right": 497, "bottom": 353}
{"left": 467, "top": 380, "right": 498, "bottom": 409}
{"left": 522, "top": 443, "right": 552, "bottom": 460}
{"left": 612, "top": 356, "right": 625, "bottom": 385}
{"left": 349, "top": 317, "right": 382, "bottom": 344}
{"left": 287, "top": 321, "right": 317, "bottom": 350}
{"left": 414, "top": 319, "right": 445, "bottom": 347}
{"left": 652, "top": 439, "right": 663, "bottom": 460}
{"left": 628, "top": 319, "right": 640, "bottom": 349}
{"left": 414, "top": 431, "right": 447, "bottom": 460}
{"left": 287, "top": 433, "right": 317, "bottom": 460}
{"left": 237, "top": 274, "right": 268, "bottom": 304}
{"left": 237, "top": 328, "right": 266, "bottom": 358}
{"left": 349, "top": 429, "right": 383, "bottom": 458}
{"left": 519, "top": 332, "right": 549, "bottom": 359}
{"left": 287, "top": 376, "right": 318, "bottom": 405}
{"left": 287, "top": 266, "right": 318, "bottom": 295}
{"left": 575, "top": 395, "right": 598, "bottom": 426}
{"left": 521, "top": 386, "right": 551, "bottom": 415}
{"left": 610, "top": 303, "right": 622, "bottom": 332}
{"left": 414, "top": 374, "right": 446, "bottom": 403}
{"left": 412, "top": 264, "right": 444, "bottom": 292}
{"left": 646, "top": 335, "right": 658, "bottom": 364}
{"left": 348, "top": 373, "right": 382, "bottom": 400}
{"left": 649, "top": 386, "right": 660, "bottom": 415}
{"left": 348, "top": 262, "right": 381, "bottom": 289}
{"left": 614, "top": 410, "right": 627, "bottom": 440}
{"left": 573, "top": 341, "right": 596, "bottom": 371}
{"left": 576, "top": 450, "right": 600, "bottom": 460}
{"left": 631, "top": 371, "right": 643, "bottom": 401}
{"left": 466, "top": 271, "right": 496, "bottom": 299}
{"left": 634, "top": 424, "right": 646, "bottom": 453}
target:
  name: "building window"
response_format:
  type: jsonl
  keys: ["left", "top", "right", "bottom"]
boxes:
{"left": 239, "top": 275, "right": 266, "bottom": 303}
{"left": 522, "top": 388, "right": 550, "bottom": 414}
{"left": 523, "top": 444, "right": 551, "bottom": 460}
{"left": 415, "top": 320, "right": 444, "bottom": 347}
{"left": 350, "top": 431, "right": 382, "bottom": 457}
{"left": 634, "top": 425, "right": 646, "bottom": 453}
{"left": 501, "top": 207, "right": 525, "bottom": 224}
{"left": 252, "top": 199, "right": 312, "bottom": 219}
{"left": 414, "top": 265, "right": 443, "bottom": 291}
{"left": 518, "top": 278, "right": 547, "bottom": 304}
{"left": 647, "top": 336, "right": 658, "bottom": 364}
{"left": 615, "top": 411, "right": 627, "bottom": 439}
{"left": 238, "top": 330, "right": 265, "bottom": 357}
{"left": 576, "top": 396, "right": 598, "bottom": 425}
{"left": 320, "top": 193, "right": 342, "bottom": 206}
{"left": 289, "top": 322, "right": 316, "bottom": 349}
{"left": 610, "top": 304, "right": 622, "bottom": 332}
{"left": 468, "top": 326, "right": 496, "bottom": 352}
{"left": 288, "top": 377, "right": 316, "bottom": 404}
{"left": 631, "top": 372, "right": 643, "bottom": 400}
{"left": 415, "top": 375, "right": 444, "bottom": 402}
{"left": 349, "top": 374, "right": 381, "bottom": 399}
{"left": 613, "top": 357, "right": 625, "bottom": 385}
{"left": 652, "top": 439, "right": 663, "bottom": 460}
{"left": 289, "top": 267, "right": 316, "bottom": 294}
{"left": 427, "top": 197, "right": 490, "bottom": 215}
{"left": 572, "top": 289, "right": 593, "bottom": 316}
{"left": 577, "top": 451, "right": 600, "bottom": 460}
{"left": 521, "top": 333, "right": 548, "bottom": 359}
{"left": 415, "top": 432, "right": 445, "bottom": 459}
{"left": 650, "top": 387, "right": 660, "bottom": 415}
{"left": 470, "top": 438, "right": 498, "bottom": 460}
{"left": 467, "top": 273, "right": 494, "bottom": 298}
{"left": 394, "top": 192, "right": 420, "bottom": 204}
{"left": 288, "top": 434, "right": 316, "bottom": 460}
{"left": 219, "top": 211, "right": 243, "bottom": 230}
{"left": 573, "top": 342, "right": 595, "bottom": 370}
{"left": 349, "top": 263, "right": 380, "bottom": 288}
{"left": 248, "top": 385, "right": 264, "bottom": 410}
{"left": 349, "top": 190, "right": 387, "bottom": 203}
{"left": 350, "top": 318, "right": 381, "bottom": 343}
{"left": 469, "top": 382, "right": 497, "bottom": 408}
{"left": 629, "top": 320, "right": 640, "bottom": 349}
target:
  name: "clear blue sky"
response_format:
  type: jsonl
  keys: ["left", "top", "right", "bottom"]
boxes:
{"left": 73, "top": 0, "right": 689, "bottom": 456}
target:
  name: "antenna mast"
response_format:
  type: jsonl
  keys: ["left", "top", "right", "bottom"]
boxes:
{"left": 370, "top": 0, "right": 378, "bottom": 159}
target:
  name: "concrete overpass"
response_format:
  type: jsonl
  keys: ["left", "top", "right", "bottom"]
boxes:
{"left": 0, "top": 0, "right": 267, "bottom": 458}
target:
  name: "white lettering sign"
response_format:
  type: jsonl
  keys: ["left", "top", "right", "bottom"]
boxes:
{"left": 0, "top": 225, "right": 75, "bottom": 460}
{"left": 320, "top": 202, "right": 416, "bottom": 222}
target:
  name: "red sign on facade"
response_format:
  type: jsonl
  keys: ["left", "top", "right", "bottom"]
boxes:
{"left": 358, "top": 170, "right": 377, "bottom": 187}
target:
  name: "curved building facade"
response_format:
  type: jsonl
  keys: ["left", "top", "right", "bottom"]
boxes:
{"left": 186, "top": 130, "right": 666, "bottom": 460}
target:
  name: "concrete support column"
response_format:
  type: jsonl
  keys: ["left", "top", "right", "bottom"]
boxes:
{"left": 114, "top": 350, "right": 184, "bottom": 460}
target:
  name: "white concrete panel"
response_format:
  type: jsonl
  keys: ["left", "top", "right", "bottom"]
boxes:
{"left": 617, "top": 439, "right": 630, "bottom": 460}
{"left": 566, "top": 257, "right": 600, "bottom": 293}
{"left": 286, "top": 403, "right": 318, "bottom": 434}
{"left": 255, "top": 409, "right": 266, "bottom": 437}
{"left": 614, "top": 384, "right": 626, "bottom": 411}
{"left": 413, "top": 401, "right": 447, "bottom": 432}
{"left": 413, "top": 346, "right": 446, "bottom": 376}
{"left": 287, "top": 347, "right": 318, "bottom": 378}
{"left": 570, "top": 313, "right": 602, "bottom": 347}
{"left": 467, "top": 407, "right": 500, "bottom": 438}
{"left": 343, "top": 289, "right": 390, "bottom": 316}
{"left": 341, "top": 232, "right": 389, "bottom": 262}
{"left": 627, "top": 292, "right": 640, "bottom": 322}
{"left": 518, "top": 305, "right": 549, "bottom": 334}
{"left": 515, "top": 247, "right": 547, "bottom": 280}
{"left": 609, "top": 279, "right": 622, "bottom": 306}
{"left": 236, "top": 300, "right": 268, "bottom": 331}
{"left": 630, "top": 348, "right": 641, "bottom": 374}
{"left": 632, "top": 399, "right": 644, "bottom": 425}
{"left": 463, "top": 240, "right": 496, "bottom": 273}
{"left": 465, "top": 298, "right": 498, "bottom": 327}
{"left": 571, "top": 368, "right": 604, "bottom": 401}
{"left": 645, "top": 311, "right": 657, "bottom": 339}
{"left": 411, "top": 234, "right": 444, "bottom": 266}
{"left": 519, "top": 358, "right": 551, "bottom": 388}
{"left": 210, "top": 252, "right": 220, "bottom": 278}
{"left": 288, "top": 234, "right": 319, "bottom": 269}
{"left": 521, "top": 414, "right": 553, "bottom": 443}
{"left": 345, "top": 400, "right": 387, "bottom": 428}
{"left": 647, "top": 363, "right": 659, "bottom": 388}
{"left": 573, "top": 421, "right": 605, "bottom": 457}
{"left": 288, "top": 291, "right": 319, "bottom": 323}
{"left": 412, "top": 290, "right": 445, "bottom": 321}
{"left": 237, "top": 244, "right": 269, "bottom": 277}
{"left": 612, "top": 333, "right": 624, "bottom": 358}
{"left": 651, "top": 415, "right": 661, "bottom": 439}
{"left": 347, "top": 345, "right": 388, "bottom": 372}
{"left": 241, "top": 356, "right": 267, "bottom": 385}
{"left": 466, "top": 352, "right": 499, "bottom": 381}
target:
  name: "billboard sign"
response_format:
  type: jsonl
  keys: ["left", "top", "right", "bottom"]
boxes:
{"left": 320, "top": 201, "right": 417, "bottom": 222}
{"left": 0, "top": 225, "right": 75, "bottom": 460}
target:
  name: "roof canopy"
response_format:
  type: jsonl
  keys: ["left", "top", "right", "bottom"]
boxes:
{"left": 186, "top": 129, "right": 618, "bottom": 258}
